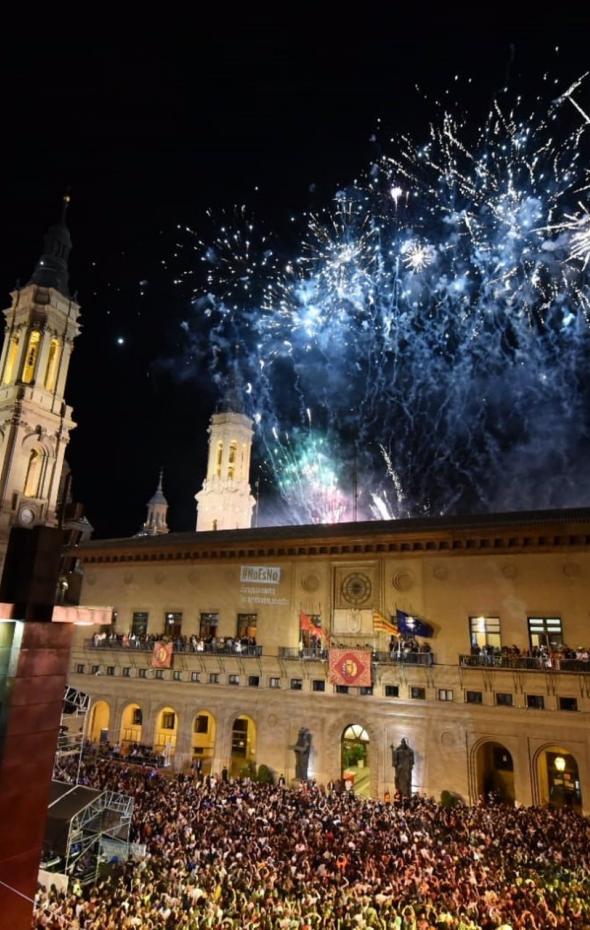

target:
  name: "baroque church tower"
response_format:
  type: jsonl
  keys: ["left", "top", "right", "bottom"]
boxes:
{"left": 139, "top": 469, "right": 169, "bottom": 536}
{"left": 195, "top": 376, "right": 255, "bottom": 531}
{"left": 0, "top": 197, "right": 80, "bottom": 559}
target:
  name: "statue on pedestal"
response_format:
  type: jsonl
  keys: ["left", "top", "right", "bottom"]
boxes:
{"left": 292, "top": 727, "right": 312, "bottom": 781}
{"left": 391, "top": 737, "right": 414, "bottom": 797}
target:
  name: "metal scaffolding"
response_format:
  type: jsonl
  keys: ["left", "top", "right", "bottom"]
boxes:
{"left": 52, "top": 685, "right": 90, "bottom": 785}
{"left": 64, "top": 789, "right": 134, "bottom": 883}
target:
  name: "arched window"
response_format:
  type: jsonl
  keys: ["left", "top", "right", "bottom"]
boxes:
{"left": 22, "top": 331, "right": 41, "bottom": 384}
{"left": 228, "top": 441, "right": 237, "bottom": 479}
{"left": 44, "top": 338, "right": 61, "bottom": 391}
{"left": 215, "top": 441, "right": 223, "bottom": 477}
{"left": 3, "top": 335, "right": 20, "bottom": 384}
{"left": 24, "top": 449, "right": 44, "bottom": 498}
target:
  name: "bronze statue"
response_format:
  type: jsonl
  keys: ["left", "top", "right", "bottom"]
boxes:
{"left": 292, "top": 727, "right": 312, "bottom": 781}
{"left": 391, "top": 737, "right": 414, "bottom": 797}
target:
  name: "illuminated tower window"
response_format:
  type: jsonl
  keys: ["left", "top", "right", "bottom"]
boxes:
{"left": 228, "top": 441, "right": 237, "bottom": 479}
{"left": 215, "top": 441, "right": 223, "bottom": 477}
{"left": 22, "top": 330, "right": 41, "bottom": 384}
{"left": 44, "top": 338, "right": 61, "bottom": 391}
{"left": 24, "top": 449, "right": 43, "bottom": 498}
{"left": 3, "top": 335, "right": 20, "bottom": 384}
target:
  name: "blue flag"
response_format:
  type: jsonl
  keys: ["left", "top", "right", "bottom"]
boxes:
{"left": 396, "top": 609, "right": 434, "bottom": 638}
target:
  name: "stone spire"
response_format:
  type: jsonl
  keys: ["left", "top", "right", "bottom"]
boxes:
{"left": 28, "top": 193, "right": 72, "bottom": 297}
{"left": 139, "top": 469, "right": 169, "bottom": 536}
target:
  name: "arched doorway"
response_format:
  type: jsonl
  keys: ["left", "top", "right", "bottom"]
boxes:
{"left": 536, "top": 746, "right": 582, "bottom": 811}
{"left": 341, "top": 724, "right": 370, "bottom": 797}
{"left": 88, "top": 701, "right": 110, "bottom": 743}
{"left": 154, "top": 706, "right": 178, "bottom": 765}
{"left": 476, "top": 741, "right": 515, "bottom": 804}
{"left": 120, "top": 704, "right": 143, "bottom": 748}
{"left": 192, "top": 711, "right": 216, "bottom": 775}
{"left": 230, "top": 715, "right": 256, "bottom": 777}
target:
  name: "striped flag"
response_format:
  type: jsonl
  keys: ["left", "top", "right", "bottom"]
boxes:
{"left": 372, "top": 610, "right": 399, "bottom": 636}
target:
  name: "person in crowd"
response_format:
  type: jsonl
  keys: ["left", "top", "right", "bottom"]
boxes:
{"left": 35, "top": 752, "right": 590, "bottom": 929}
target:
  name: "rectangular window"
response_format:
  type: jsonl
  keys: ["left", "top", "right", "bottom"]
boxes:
{"left": 209, "top": 673, "right": 219, "bottom": 684}
{"left": 269, "top": 676, "right": 281, "bottom": 689}
{"left": 311, "top": 680, "right": 325, "bottom": 693}
{"left": 411, "top": 686, "right": 426, "bottom": 700}
{"left": 438, "top": 689, "right": 453, "bottom": 702}
{"left": 199, "top": 612, "right": 218, "bottom": 639}
{"left": 132, "top": 708, "right": 143, "bottom": 725}
{"left": 248, "top": 675, "right": 260, "bottom": 687}
{"left": 131, "top": 611, "right": 148, "bottom": 637}
{"left": 106, "top": 666, "right": 115, "bottom": 676}
{"left": 385, "top": 684, "right": 399, "bottom": 698}
{"left": 360, "top": 686, "right": 373, "bottom": 696}
{"left": 138, "top": 668, "right": 147, "bottom": 679}
{"left": 496, "top": 692, "right": 513, "bottom": 707}
{"left": 122, "top": 667, "right": 130, "bottom": 678}
{"left": 91, "top": 665, "right": 99, "bottom": 675}
{"left": 290, "top": 678, "right": 303, "bottom": 690}
{"left": 229, "top": 674, "right": 240, "bottom": 686}
{"left": 76, "top": 664, "right": 85, "bottom": 674}
{"left": 559, "top": 696, "right": 578, "bottom": 712}
{"left": 237, "top": 613, "right": 257, "bottom": 639}
{"left": 195, "top": 715, "right": 209, "bottom": 734}
{"left": 190, "top": 671, "right": 200, "bottom": 683}
{"left": 469, "top": 616, "right": 501, "bottom": 650}
{"left": 465, "top": 690, "right": 482, "bottom": 704}
{"left": 173, "top": 670, "right": 182, "bottom": 681}
{"left": 164, "top": 612, "right": 182, "bottom": 637}
{"left": 336, "top": 684, "right": 349, "bottom": 694}
{"left": 526, "top": 694, "right": 544, "bottom": 709}
{"left": 162, "top": 712, "right": 175, "bottom": 730}
{"left": 528, "top": 616, "right": 563, "bottom": 649}
{"left": 155, "top": 669, "right": 164, "bottom": 680}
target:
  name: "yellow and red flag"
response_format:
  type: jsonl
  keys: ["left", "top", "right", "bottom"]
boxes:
{"left": 328, "top": 648, "right": 372, "bottom": 687}
{"left": 372, "top": 610, "right": 398, "bottom": 636}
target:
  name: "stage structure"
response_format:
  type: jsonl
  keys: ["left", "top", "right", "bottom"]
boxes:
{"left": 52, "top": 685, "right": 90, "bottom": 785}
{"left": 44, "top": 781, "right": 133, "bottom": 885}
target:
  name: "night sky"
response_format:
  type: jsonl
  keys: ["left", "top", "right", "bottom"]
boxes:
{"left": 1, "top": 18, "right": 589, "bottom": 538}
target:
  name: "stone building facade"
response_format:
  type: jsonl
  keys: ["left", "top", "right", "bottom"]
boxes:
{"left": 69, "top": 508, "right": 590, "bottom": 811}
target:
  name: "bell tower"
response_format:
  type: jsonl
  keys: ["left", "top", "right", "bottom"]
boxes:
{"left": 0, "top": 196, "right": 81, "bottom": 561}
{"left": 196, "top": 377, "right": 255, "bottom": 531}
{"left": 139, "top": 469, "right": 170, "bottom": 536}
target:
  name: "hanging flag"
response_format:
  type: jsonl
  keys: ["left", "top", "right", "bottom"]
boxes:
{"left": 372, "top": 610, "right": 398, "bottom": 636}
{"left": 329, "top": 648, "right": 372, "bottom": 687}
{"left": 396, "top": 609, "right": 434, "bottom": 638}
{"left": 152, "top": 641, "right": 174, "bottom": 668}
{"left": 300, "top": 610, "right": 328, "bottom": 640}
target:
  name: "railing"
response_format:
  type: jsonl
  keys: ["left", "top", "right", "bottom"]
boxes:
{"left": 460, "top": 654, "right": 590, "bottom": 672}
{"left": 277, "top": 647, "right": 434, "bottom": 665}
{"left": 373, "top": 651, "right": 434, "bottom": 666}
{"left": 278, "top": 646, "right": 327, "bottom": 660}
{"left": 84, "top": 639, "right": 262, "bottom": 658}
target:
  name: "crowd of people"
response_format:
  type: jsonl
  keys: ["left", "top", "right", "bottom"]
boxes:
{"left": 34, "top": 756, "right": 590, "bottom": 929}
{"left": 466, "top": 642, "right": 590, "bottom": 670}
{"left": 91, "top": 631, "right": 260, "bottom": 656}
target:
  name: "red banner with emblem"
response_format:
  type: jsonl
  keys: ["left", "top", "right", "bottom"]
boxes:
{"left": 151, "top": 641, "right": 174, "bottom": 669}
{"left": 328, "top": 648, "right": 372, "bottom": 687}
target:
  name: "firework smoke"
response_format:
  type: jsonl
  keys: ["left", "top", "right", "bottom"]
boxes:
{"left": 174, "top": 75, "right": 590, "bottom": 524}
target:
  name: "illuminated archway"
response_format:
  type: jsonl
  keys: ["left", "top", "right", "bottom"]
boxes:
{"left": 341, "top": 724, "right": 370, "bottom": 798}
{"left": 231, "top": 714, "right": 256, "bottom": 777}
{"left": 192, "top": 710, "right": 216, "bottom": 775}
{"left": 154, "top": 706, "right": 178, "bottom": 762}
{"left": 535, "top": 744, "right": 582, "bottom": 811}
{"left": 120, "top": 703, "right": 143, "bottom": 748}
{"left": 88, "top": 700, "right": 110, "bottom": 743}
{"left": 476, "top": 741, "right": 515, "bottom": 805}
